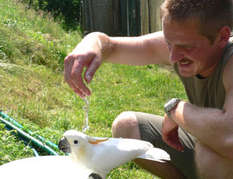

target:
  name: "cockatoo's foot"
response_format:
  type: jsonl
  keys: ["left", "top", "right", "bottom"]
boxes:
{"left": 88, "top": 173, "right": 102, "bottom": 179}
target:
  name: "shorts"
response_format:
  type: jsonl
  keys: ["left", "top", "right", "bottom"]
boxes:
{"left": 135, "top": 112, "right": 198, "bottom": 179}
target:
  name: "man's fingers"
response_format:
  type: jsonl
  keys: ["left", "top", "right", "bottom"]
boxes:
{"left": 64, "top": 55, "right": 74, "bottom": 83}
{"left": 64, "top": 59, "right": 85, "bottom": 98}
{"left": 70, "top": 59, "right": 91, "bottom": 96}
{"left": 166, "top": 138, "right": 184, "bottom": 152}
{"left": 64, "top": 55, "right": 90, "bottom": 96}
{"left": 66, "top": 75, "right": 90, "bottom": 98}
{"left": 70, "top": 80, "right": 90, "bottom": 98}
{"left": 85, "top": 56, "right": 101, "bottom": 83}
{"left": 163, "top": 128, "right": 184, "bottom": 152}
{"left": 64, "top": 51, "right": 101, "bottom": 97}
{"left": 64, "top": 56, "right": 84, "bottom": 96}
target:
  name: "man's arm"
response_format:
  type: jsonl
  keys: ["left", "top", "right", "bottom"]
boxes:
{"left": 107, "top": 32, "right": 170, "bottom": 65}
{"left": 169, "top": 56, "right": 233, "bottom": 159}
{"left": 64, "top": 31, "right": 170, "bottom": 97}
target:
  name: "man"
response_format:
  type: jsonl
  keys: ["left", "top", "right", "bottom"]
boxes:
{"left": 64, "top": 0, "right": 233, "bottom": 178}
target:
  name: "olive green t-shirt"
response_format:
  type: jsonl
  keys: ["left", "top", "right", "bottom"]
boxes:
{"left": 174, "top": 42, "right": 233, "bottom": 109}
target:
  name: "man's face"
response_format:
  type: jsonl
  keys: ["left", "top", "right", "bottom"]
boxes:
{"left": 163, "top": 17, "right": 220, "bottom": 77}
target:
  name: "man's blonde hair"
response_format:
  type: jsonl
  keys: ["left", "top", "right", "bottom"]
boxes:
{"left": 160, "top": 0, "right": 233, "bottom": 43}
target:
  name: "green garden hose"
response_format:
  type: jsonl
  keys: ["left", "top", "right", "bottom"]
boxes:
{"left": 0, "top": 111, "right": 58, "bottom": 156}
{"left": 0, "top": 111, "right": 58, "bottom": 151}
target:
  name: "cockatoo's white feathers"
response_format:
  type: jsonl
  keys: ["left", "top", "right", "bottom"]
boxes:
{"left": 137, "top": 146, "right": 171, "bottom": 162}
{"left": 0, "top": 130, "right": 170, "bottom": 179}
{"left": 59, "top": 130, "right": 170, "bottom": 178}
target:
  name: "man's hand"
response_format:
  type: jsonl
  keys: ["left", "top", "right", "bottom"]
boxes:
{"left": 64, "top": 34, "right": 103, "bottom": 98}
{"left": 162, "top": 114, "right": 184, "bottom": 151}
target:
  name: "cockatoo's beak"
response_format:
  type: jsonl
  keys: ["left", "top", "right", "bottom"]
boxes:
{"left": 58, "top": 137, "right": 71, "bottom": 153}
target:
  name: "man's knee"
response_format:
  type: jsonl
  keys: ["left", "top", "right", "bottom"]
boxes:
{"left": 112, "top": 111, "right": 141, "bottom": 139}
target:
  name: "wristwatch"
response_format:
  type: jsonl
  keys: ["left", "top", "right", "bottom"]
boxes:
{"left": 164, "top": 98, "right": 180, "bottom": 118}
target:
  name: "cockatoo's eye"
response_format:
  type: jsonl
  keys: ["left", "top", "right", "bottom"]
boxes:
{"left": 74, "top": 140, "right": 78, "bottom": 144}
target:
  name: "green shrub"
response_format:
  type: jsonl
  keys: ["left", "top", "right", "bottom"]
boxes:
{"left": 20, "top": 0, "right": 81, "bottom": 28}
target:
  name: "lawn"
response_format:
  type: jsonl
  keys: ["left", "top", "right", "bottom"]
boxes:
{"left": 0, "top": 0, "right": 187, "bottom": 178}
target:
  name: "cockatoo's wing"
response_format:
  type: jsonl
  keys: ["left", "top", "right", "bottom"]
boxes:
{"left": 83, "top": 136, "right": 169, "bottom": 176}
{"left": 0, "top": 156, "right": 93, "bottom": 179}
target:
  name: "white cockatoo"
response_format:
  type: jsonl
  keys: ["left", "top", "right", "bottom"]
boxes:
{"left": 0, "top": 130, "right": 170, "bottom": 179}
{"left": 58, "top": 130, "right": 170, "bottom": 179}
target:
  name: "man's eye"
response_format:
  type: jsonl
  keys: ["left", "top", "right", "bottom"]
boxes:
{"left": 185, "top": 46, "right": 193, "bottom": 50}
{"left": 180, "top": 45, "right": 194, "bottom": 50}
{"left": 74, "top": 140, "right": 78, "bottom": 144}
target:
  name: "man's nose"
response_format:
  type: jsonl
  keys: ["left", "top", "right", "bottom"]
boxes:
{"left": 169, "top": 46, "right": 184, "bottom": 63}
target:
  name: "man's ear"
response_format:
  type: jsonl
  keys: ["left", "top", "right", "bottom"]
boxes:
{"left": 215, "top": 26, "right": 231, "bottom": 48}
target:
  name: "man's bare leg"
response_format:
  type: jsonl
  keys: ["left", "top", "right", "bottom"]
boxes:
{"left": 195, "top": 142, "right": 233, "bottom": 179}
{"left": 112, "top": 111, "right": 185, "bottom": 179}
{"left": 134, "top": 158, "right": 185, "bottom": 179}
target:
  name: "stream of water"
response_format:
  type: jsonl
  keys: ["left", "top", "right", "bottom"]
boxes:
{"left": 82, "top": 97, "right": 89, "bottom": 132}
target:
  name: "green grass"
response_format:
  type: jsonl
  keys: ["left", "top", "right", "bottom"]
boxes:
{"left": 0, "top": 0, "right": 187, "bottom": 178}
